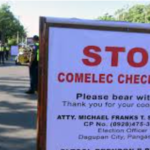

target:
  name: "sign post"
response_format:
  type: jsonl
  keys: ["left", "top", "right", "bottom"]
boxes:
{"left": 38, "top": 17, "right": 150, "bottom": 150}
{"left": 11, "top": 45, "right": 18, "bottom": 56}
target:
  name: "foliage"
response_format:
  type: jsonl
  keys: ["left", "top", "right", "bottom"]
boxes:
{"left": 97, "top": 13, "right": 116, "bottom": 21}
{"left": 8, "top": 38, "right": 17, "bottom": 46}
{"left": 97, "top": 4, "right": 150, "bottom": 23}
{"left": 0, "top": 3, "right": 26, "bottom": 43}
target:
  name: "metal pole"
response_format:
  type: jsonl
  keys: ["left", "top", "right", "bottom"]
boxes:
{"left": 17, "top": 31, "right": 19, "bottom": 44}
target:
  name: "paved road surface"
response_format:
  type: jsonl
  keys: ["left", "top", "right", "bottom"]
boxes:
{"left": 0, "top": 59, "right": 37, "bottom": 150}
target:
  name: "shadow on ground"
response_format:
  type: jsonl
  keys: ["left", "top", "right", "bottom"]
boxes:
{"left": 0, "top": 101, "right": 37, "bottom": 150}
{"left": 0, "top": 101, "right": 37, "bottom": 129}
{"left": 0, "top": 137, "right": 36, "bottom": 150}
{"left": 0, "top": 60, "right": 37, "bottom": 150}
{"left": 0, "top": 80, "right": 37, "bottom": 101}
{"left": 0, "top": 59, "right": 17, "bottom": 68}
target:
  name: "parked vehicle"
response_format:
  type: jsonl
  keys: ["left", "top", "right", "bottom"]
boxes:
{"left": 15, "top": 45, "right": 32, "bottom": 65}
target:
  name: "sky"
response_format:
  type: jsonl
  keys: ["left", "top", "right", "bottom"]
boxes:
{"left": 0, "top": 0, "right": 150, "bottom": 37}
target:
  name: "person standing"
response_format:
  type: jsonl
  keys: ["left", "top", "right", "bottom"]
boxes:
{"left": 26, "top": 35, "right": 39, "bottom": 94}
{"left": 0, "top": 43, "right": 5, "bottom": 65}
{"left": 5, "top": 44, "right": 10, "bottom": 61}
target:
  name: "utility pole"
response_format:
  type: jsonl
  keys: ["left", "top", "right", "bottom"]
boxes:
{"left": 17, "top": 31, "right": 19, "bottom": 44}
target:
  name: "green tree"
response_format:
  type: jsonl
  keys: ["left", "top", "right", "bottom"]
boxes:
{"left": 97, "top": 13, "right": 116, "bottom": 21}
{"left": 0, "top": 3, "right": 26, "bottom": 43}
{"left": 116, "top": 5, "right": 146, "bottom": 23}
{"left": 97, "top": 4, "right": 150, "bottom": 23}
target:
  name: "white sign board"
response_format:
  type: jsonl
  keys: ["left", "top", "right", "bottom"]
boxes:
{"left": 11, "top": 46, "right": 18, "bottom": 56}
{"left": 46, "top": 27, "right": 150, "bottom": 149}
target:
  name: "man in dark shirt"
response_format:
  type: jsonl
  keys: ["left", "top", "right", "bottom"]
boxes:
{"left": 0, "top": 42, "right": 5, "bottom": 65}
{"left": 26, "top": 35, "right": 39, "bottom": 94}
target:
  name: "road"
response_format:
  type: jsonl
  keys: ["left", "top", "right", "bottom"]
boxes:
{"left": 0, "top": 59, "right": 37, "bottom": 150}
